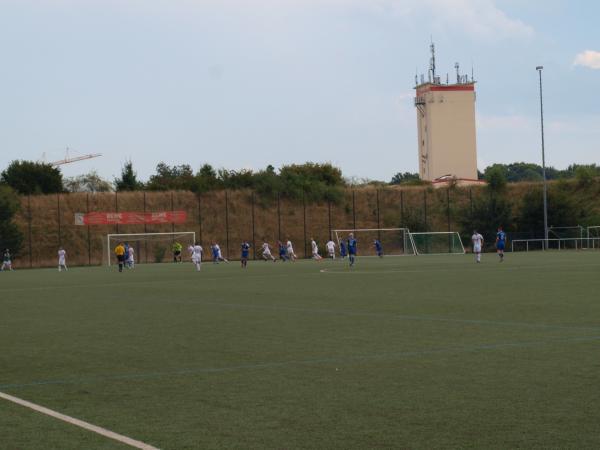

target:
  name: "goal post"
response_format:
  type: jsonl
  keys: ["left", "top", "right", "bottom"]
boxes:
{"left": 333, "top": 228, "right": 416, "bottom": 256}
{"left": 409, "top": 232, "right": 465, "bottom": 255}
{"left": 103, "top": 232, "right": 196, "bottom": 266}
{"left": 586, "top": 226, "right": 600, "bottom": 249}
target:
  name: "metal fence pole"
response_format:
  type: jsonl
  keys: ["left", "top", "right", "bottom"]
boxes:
{"left": 251, "top": 192, "right": 256, "bottom": 260}
{"left": 303, "top": 190, "right": 307, "bottom": 258}
{"left": 27, "top": 195, "right": 33, "bottom": 268}
{"left": 86, "top": 193, "right": 91, "bottom": 265}
{"left": 171, "top": 191, "right": 175, "bottom": 233}
{"left": 400, "top": 190, "right": 404, "bottom": 227}
{"left": 115, "top": 191, "right": 119, "bottom": 234}
{"left": 376, "top": 190, "right": 381, "bottom": 240}
{"left": 57, "top": 193, "right": 62, "bottom": 248}
{"left": 197, "top": 193, "right": 203, "bottom": 246}
{"left": 446, "top": 189, "right": 451, "bottom": 231}
{"left": 143, "top": 191, "right": 148, "bottom": 263}
{"left": 423, "top": 190, "right": 428, "bottom": 230}
{"left": 469, "top": 188, "right": 473, "bottom": 219}
{"left": 328, "top": 200, "right": 332, "bottom": 239}
{"left": 352, "top": 190, "right": 356, "bottom": 230}
{"left": 225, "top": 190, "right": 230, "bottom": 259}
{"left": 277, "top": 192, "right": 282, "bottom": 241}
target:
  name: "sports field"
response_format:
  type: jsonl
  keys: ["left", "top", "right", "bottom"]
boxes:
{"left": 2, "top": 252, "right": 600, "bottom": 449}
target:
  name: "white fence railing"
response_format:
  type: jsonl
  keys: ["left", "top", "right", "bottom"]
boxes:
{"left": 511, "top": 237, "right": 600, "bottom": 252}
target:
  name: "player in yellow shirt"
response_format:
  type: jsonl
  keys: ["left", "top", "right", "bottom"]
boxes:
{"left": 114, "top": 242, "right": 126, "bottom": 272}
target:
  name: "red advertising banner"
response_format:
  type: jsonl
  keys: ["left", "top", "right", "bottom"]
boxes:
{"left": 74, "top": 211, "right": 187, "bottom": 225}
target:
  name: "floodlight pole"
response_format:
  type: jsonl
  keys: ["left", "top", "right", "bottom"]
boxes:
{"left": 537, "top": 66, "right": 549, "bottom": 250}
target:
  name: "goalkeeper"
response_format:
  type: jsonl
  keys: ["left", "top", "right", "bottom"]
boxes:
{"left": 172, "top": 241, "right": 183, "bottom": 263}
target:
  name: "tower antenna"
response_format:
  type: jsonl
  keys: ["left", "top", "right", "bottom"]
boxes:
{"left": 429, "top": 40, "right": 436, "bottom": 81}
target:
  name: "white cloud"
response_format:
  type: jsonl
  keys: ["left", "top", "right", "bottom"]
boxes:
{"left": 573, "top": 50, "right": 600, "bottom": 70}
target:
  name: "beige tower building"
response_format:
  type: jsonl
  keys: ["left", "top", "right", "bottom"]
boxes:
{"left": 414, "top": 45, "right": 478, "bottom": 181}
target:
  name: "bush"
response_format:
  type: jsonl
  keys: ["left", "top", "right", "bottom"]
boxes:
{"left": 0, "top": 185, "right": 23, "bottom": 255}
{"left": 1, "top": 160, "right": 63, "bottom": 195}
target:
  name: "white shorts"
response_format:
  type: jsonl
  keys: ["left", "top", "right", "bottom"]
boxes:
{"left": 59, "top": 258, "right": 65, "bottom": 265}
{"left": 474, "top": 244, "right": 481, "bottom": 253}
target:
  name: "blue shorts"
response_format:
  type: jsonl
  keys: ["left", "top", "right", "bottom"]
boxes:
{"left": 497, "top": 242, "right": 505, "bottom": 250}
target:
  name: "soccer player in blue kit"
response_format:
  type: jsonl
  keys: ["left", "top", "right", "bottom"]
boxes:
{"left": 496, "top": 226, "right": 506, "bottom": 262}
{"left": 347, "top": 233, "right": 357, "bottom": 267}
{"left": 374, "top": 239, "right": 383, "bottom": 257}
{"left": 339, "top": 240, "right": 347, "bottom": 259}
{"left": 241, "top": 241, "right": 251, "bottom": 268}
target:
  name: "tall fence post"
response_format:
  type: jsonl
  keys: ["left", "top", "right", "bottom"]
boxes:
{"left": 423, "top": 189, "right": 428, "bottom": 230}
{"left": 303, "top": 190, "right": 307, "bottom": 258}
{"left": 197, "top": 193, "right": 203, "bottom": 247}
{"left": 27, "top": 195, "right": 33, "bottom": 268}
{"left": 469, "top": 188, "right": 473, "bottom": 219}
{"left": 143, "top": 191, "right": 148, "bottom": 264}
{"left": 115, "top": 191, "right": 119, "bottom": 234}
{"left": 352, "top": 190, "right": 356, "bottom": 230}
{"left": 225, "top": 190, "right": 230, "bottom": 259}
{"left": 376, "top": 189, "right": 381, "bottom": 240}
{"left": 251, "top": 192, "right": 256, "bottom": 260}
{"left": 277, "top": 192, "right": 282, "bottom": 241}
{"left": 400, "top": 190, "right": 404, "bottom": 227}
{"left": 86, "top": 193, "right": 91, "bottom": 265}
{"left": 170, "top": 191, "right": 175, "bottom": 233}
{"left": 328, "top": 200, "right": 332, "bottom": 239}
{"left": 446, "top": 188, "right": 451, "bottom": 231}
{"left": 57, "top": 193, "right": 62, "bottom": 248}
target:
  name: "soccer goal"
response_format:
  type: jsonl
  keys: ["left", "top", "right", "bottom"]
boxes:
{"left": 103, "top": 232, "right": 196, "bottom": 266}
{"left": 409, "top": 232, "right": 465, "bottom": 255}
{"left": 586, "top": 226, "right": 600, "bottom": 249}
{"left": 333, "top": 228, "right": 416, "bottom": 256}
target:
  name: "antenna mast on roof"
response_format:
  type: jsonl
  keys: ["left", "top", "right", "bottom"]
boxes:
{"left": 429, "top": 40, "right": 436, "bottom": 82}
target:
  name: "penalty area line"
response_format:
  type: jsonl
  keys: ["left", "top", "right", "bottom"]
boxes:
{"left": 0, "top": 391, "right": 160, "bottom": 450}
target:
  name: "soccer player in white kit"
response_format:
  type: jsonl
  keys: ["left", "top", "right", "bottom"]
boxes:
{"left": 472, "top": 230, "right": 484, "bottom": 263}
{"left": 286, "top": 239, "right": 297, "bottom": 261}
{"left": 311, "top": 238, "right": 322, "bottom": 260}
{"left": 58, "top": 247, "right": 67, "bottom": 272}
{"left": 127, "top": 246, "right": 135, "bottom": 269}
{"left": 326, "top": 239, "right": 336, "bottom": 259}
{"left": 261, "top": 241, "right": 276, "bottom": 262}
{"left": 192, "top": 242, "right": 203, "bottom": 271}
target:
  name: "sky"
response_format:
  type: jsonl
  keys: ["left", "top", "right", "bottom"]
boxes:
{"left": 0, "top": 0, "right": 599, "bottom": 182}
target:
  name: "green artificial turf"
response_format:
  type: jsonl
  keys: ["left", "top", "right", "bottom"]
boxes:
{"left": 1, "top": 252, "right": 600, "bottom": 449}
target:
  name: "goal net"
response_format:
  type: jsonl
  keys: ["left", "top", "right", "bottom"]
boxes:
{"left": 333, "top": 228, "right": 416, "bottom": 257}
{"left": 409, "top": 232, "right": 465, "bottom": 255}
{"left": 103, "top": 232, "right": 196, "bottom": 266}
{"left": 586, "top": 226, "right": 600, "bottom": 249}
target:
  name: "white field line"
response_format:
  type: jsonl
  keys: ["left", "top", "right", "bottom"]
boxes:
{"left": 0, "top": 391, "right": 159, "bottom": 450}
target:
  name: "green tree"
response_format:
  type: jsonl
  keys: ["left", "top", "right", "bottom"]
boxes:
{"left": 194, "top": 164, "right": 221, "bottom": 193}
{"left": 146, "top": 163, "right": 195, "bottom": 191}
{"left": 0, "top": 185, "right": 23, "bottom": 255}
{"left": 64, "top": 171, "right": 113, "bottom": 193}
{"left": 459, "top": 170, "right": 513, "bottom": 244}
{"left": 390, "top": 172, "right": 421, "bottom": 185}
{"left": 1, "top": 160, "right": 63, "bottom": 195}
{"left": 485, "top": 166, "right": 507, "bottom": 194}
{"left": 515, "top": 187, "right": 582, "bottom": 233}
{"left": 279, "top": 163, "right": 345, "bottom": 203}
{"left": 115, "top": 160, "right": 143, "bottom": 191}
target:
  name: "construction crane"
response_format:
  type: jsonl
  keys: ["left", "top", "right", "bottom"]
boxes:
{"left": 45, "top": 148, "right": 102, "bottom": 166}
